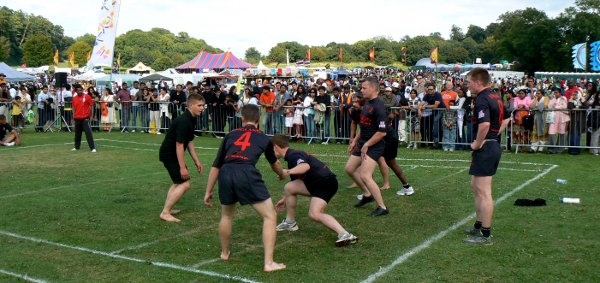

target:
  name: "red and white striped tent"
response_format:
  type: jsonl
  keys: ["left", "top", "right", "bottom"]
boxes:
{"left": 176, "top": 50, "right": 254, "bottom": 71}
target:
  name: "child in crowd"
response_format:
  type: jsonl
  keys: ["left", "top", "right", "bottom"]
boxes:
{"left": 405, "top": 89, "right": 420, "bottom": 149}
{"left": 293, "top": 97, "right": 304, "bottom": 139}
{"left": 442, "top": 100, "right": 457, "bottom": 151}
{"left": 284, "top": 100, "right": 294, "bottom": 137}
{"left": 11, "top": 96, "right": 24, "bottom": 130}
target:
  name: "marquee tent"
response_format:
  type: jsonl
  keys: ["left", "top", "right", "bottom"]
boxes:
{"left": 127, "top": 62, "right": 155, "bottom": 74}
{"left": 139, "top": 73, "right": 173, "bottom": 83}
{"left": 0, "top": 62, "right": 36, "bottom": 82}
{"left": 176, "top": 50, "right": 254, "bottom": 70}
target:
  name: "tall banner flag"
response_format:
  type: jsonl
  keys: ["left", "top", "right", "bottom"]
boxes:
{"left": 369, "top": 48, "right": 374, "bottom": 61}
{"left": 117, "top": 52, "right": 121, "bottom": 69}
{"left": 53, "top": 49, "right": 59, "bottom": 66}
{"left": 430, "top": 47, "right": 438, "bottom": 64}
{"left": 572, "top": 43, "right": 587, "bottom": 70}
{"left": 86, "top": 51, "right": 91, "bottom": 62}
{"left": 286, "top": 49, "right": 290, "bottom": 67}
{"left": 69, "top": 52, "right": 75, "bottom": 67}
{"left": 590, "top": 40, "right": 600, "bottom": 71}
{"left": 87, "top": 0, "right": 121, "bottom": 68}
{"left": 401, "top": 46, "right": 406, "bottom": 63}
{"left": 339, "top": 48, "right": 343, "bottom": 62}
{"left": 305, "top": 49, "right": 311, "bottom": 67}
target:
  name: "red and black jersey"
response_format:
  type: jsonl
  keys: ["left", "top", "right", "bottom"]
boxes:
{"left": 284, "top": 149, "right": 335, "bottom": 185}
{"left": 359, "top": 97, "right": 387, "bottom": 140}
{"left": 472, "top": 89, "right": 509, "bottom": 140}
{"left": 212, "top": 125, "right": 277, "bottom": 168}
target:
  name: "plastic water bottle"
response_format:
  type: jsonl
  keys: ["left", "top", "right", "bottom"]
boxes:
{"left": 555, "top": 179, "right": 568, "bottom": 184}
{"left": 560, "top": 198, "right": 580, "bottom": 204}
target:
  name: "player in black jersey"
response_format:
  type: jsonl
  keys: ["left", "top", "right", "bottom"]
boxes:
{"left": 270, "top": 134, "right": 359, "bottom": 247}
{"left": 347, "top": 94, "right": 414, "bottom": 197}
{"left": 158, "top": 93, "right": 205, "bottom": 222}
{"left": 345, "top": 77, "right": 389, "bottom": 216}
{"left": 463, "top": 68, "right": 511, "bottom": 245}
{"left": 204, "top": 104, "right": 287, "bottom": 272}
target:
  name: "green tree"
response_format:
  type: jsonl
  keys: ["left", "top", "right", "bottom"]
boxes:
{"left": 374, "top": 49, "right": 395, "bottom": 66}
{"left": 461, "top": 37, "right": 479, "bottom": 61}
{"left": 0, "top": 44, "right": 7, "bottom": 62}
{"left": 465, "top": 25, "right": 487, "bottom": 43}
{"left": 244, "top": 47, "right": 262, "bottom": 64}
{"left": 351, "top": 40, "right": 373, "bottom": 61}
{"left": 153, "top": 56, "right": 174, "bottom": 70}
{"left": 311, "top": 47, "right": 327, "bottom": 62}
{"left": 404, "top": 36, "right": 435, "bottom": 65}
{"left": 132, "top": 47, "right": 154, "bottom": 66}
{"left": 172, "top": 53, "right": 186, "bottom": 67}
{"left": 450, "top": 25, "right": 464, "bottom": 41}
{"left": 267, "top": 46, "right": 286, "bottom": 63}
{"left": 77, "top": 33, "right": 97, "bottom": 48}
{"left": 22, "top": 34, "right": 53, "bottom": 66}
{"left": 66, "top": 41, "right": 91, "bottom": 66}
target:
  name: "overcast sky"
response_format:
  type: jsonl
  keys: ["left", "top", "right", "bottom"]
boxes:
{"left": 6, "top": 0, "right": 574, "bottom": 58}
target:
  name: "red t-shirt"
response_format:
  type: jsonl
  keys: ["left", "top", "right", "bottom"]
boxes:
{"left": 73, "top": 93, "right": 94, "bottom": 119}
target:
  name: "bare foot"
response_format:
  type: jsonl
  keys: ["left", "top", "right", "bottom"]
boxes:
{"left": 380, "top": 185, "right": 391, "bottom": 190}
{"left": 159, "top": 212, "right": 181, "bottom": 222}
{"left": 347, "top": 183, "right": 358, "bottom": 189}
{"left": 264, "top": 262, "right": 286, "bottom": 272}
{"left": 221, "top": 250, "right": 231, "bottom": 261}
{"left": 170, "top": 209, "right": 181, "bottom": 215}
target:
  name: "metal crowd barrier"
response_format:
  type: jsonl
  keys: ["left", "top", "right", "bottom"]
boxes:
{"left": 510, "top": 108, "right": 600, "bottom": 154}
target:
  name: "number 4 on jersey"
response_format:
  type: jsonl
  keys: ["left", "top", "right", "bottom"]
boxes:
{"left": 234, "top": 132, "right": 252, "bottom": 151}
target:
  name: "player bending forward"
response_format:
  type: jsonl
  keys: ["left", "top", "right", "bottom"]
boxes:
{"left": 204, "top": 104, "right": 286, "bottom": 272}
{"left": 271, "top": 134, "right": 358, "bottom": 247}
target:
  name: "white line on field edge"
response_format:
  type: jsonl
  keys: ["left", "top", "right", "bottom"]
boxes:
{"left": 0, "top": 230, "right": 259, "bottom": 283}
{"left": 0, "top": 172, "right": 163, "bottom": 199}
{"left": 109, "top": 227, "right": 202, "bottom": 255}
{"left": 97, "top": 138, "right": 219, "bottom": 150}
{"left": 0, "top": 269, "right": 49, "bottom": 283}
{"left": 360, "top": 164, "right": 558, "bottom": 283}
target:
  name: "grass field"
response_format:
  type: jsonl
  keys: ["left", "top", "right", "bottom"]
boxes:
{"left": 1, "top": 131, "right": 598, "bottom": 282}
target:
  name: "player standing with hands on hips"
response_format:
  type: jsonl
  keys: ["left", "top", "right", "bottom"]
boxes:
{"left": 158, "top": 93, "right": 206, "bottom": 222}
{"left": 204, "top": 104, "right": 287, "bottom": 272}
{"left": 71, "top": 84, "right": 96, "bottom": 152}
{"left": 464, "top": 68, "right": 510, "bottom": 245}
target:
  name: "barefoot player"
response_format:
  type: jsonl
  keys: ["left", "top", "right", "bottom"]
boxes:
{"left": 204, "top": 104, "right": 286, "bottom": 272}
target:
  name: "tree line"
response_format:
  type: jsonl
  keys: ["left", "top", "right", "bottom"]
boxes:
{"left": 2, "top": 0, "right": 599, "bottom": 74}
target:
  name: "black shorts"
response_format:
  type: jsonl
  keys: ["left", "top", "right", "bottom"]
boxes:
{"left": 469, "top": 140, "right": 502, "bottom": 176}
{"left": 352, "top": 139, "right": 385, "bottom": 161}
{"left": 162, "top": 160, "right": 187, "bottom": 184}
{"left": 305, "top": 177, "right": 338, "bottom": 203}
{"left": 218, "top": 164, "right": 270, "bottom": 205}
{"left": 383, "top": 136, "right": 398, "bottom": 160}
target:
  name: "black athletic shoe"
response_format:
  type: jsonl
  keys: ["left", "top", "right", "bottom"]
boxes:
{"left": 354, "top": 195, "right": 374, "bottom": 207}
{"left": 368, "top": 206, "right": 389, "bottom": 216}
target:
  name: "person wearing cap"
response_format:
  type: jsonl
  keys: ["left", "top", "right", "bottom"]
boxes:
{"left": 0, "top": 73, "right": 6, "bottom": 85}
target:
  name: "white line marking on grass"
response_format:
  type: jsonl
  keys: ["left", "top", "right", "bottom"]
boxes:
{"left": 190, "top": 239, "right": 295, "bottom": 269}
{"left": 314, "top": 154, "right": 555, "bottom": 166}
{"left": 0, "top": 269, "right": 49, "bottom": 283}
{"left": 0, "top": 142, "right": 71, "bottom": 150}
{"left": 109, "top": 227, "right": 202, "bottom": 255}
{"left": 97, "top": 138, "right": 218, "bottom": 150}
{"left": 0, "top": 172, "right": 163, "bottom": 199}
{"left": 360, "top": 164, "right": 558, "bottom": 283}
{"left": 0, "top": 230, "right": 259, "bottom": 283}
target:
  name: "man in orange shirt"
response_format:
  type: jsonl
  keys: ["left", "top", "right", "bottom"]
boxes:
{"left": 260, "top": 86, "right": 276, "bottom": 134}
{"left": 441, "top": 81, "right": 457, "bottom": 109}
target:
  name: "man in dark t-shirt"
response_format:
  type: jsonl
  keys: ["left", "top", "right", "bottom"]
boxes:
{"left": 463, "top": 68, "right": 510, "bottom": 245}
{"left": 204, "top": 104, "right": 286, "bottom": 272}
{"left": 158, "top": 94, "right": 206, "bottom": 223}
{"left": 270, "top": 134, "right": 359, "bottom": 247}
{"left": 346, "top": 77, "right": 389, "bottom": 216}
{"left": 0, "top": 114, "right": 20, "bottom": 146}
{"left": 418, "top": 83, "right": 446, "bottom": 148}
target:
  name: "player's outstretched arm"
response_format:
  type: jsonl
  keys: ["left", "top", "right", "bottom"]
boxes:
{"left": 270, "top": 160, "right": 284, "bottom": 178}
{"left": 204, "top": 167, "right": 220, "bottom": 207}
{"left": 186, "top": 141, "right": 203, "bottom": 174}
